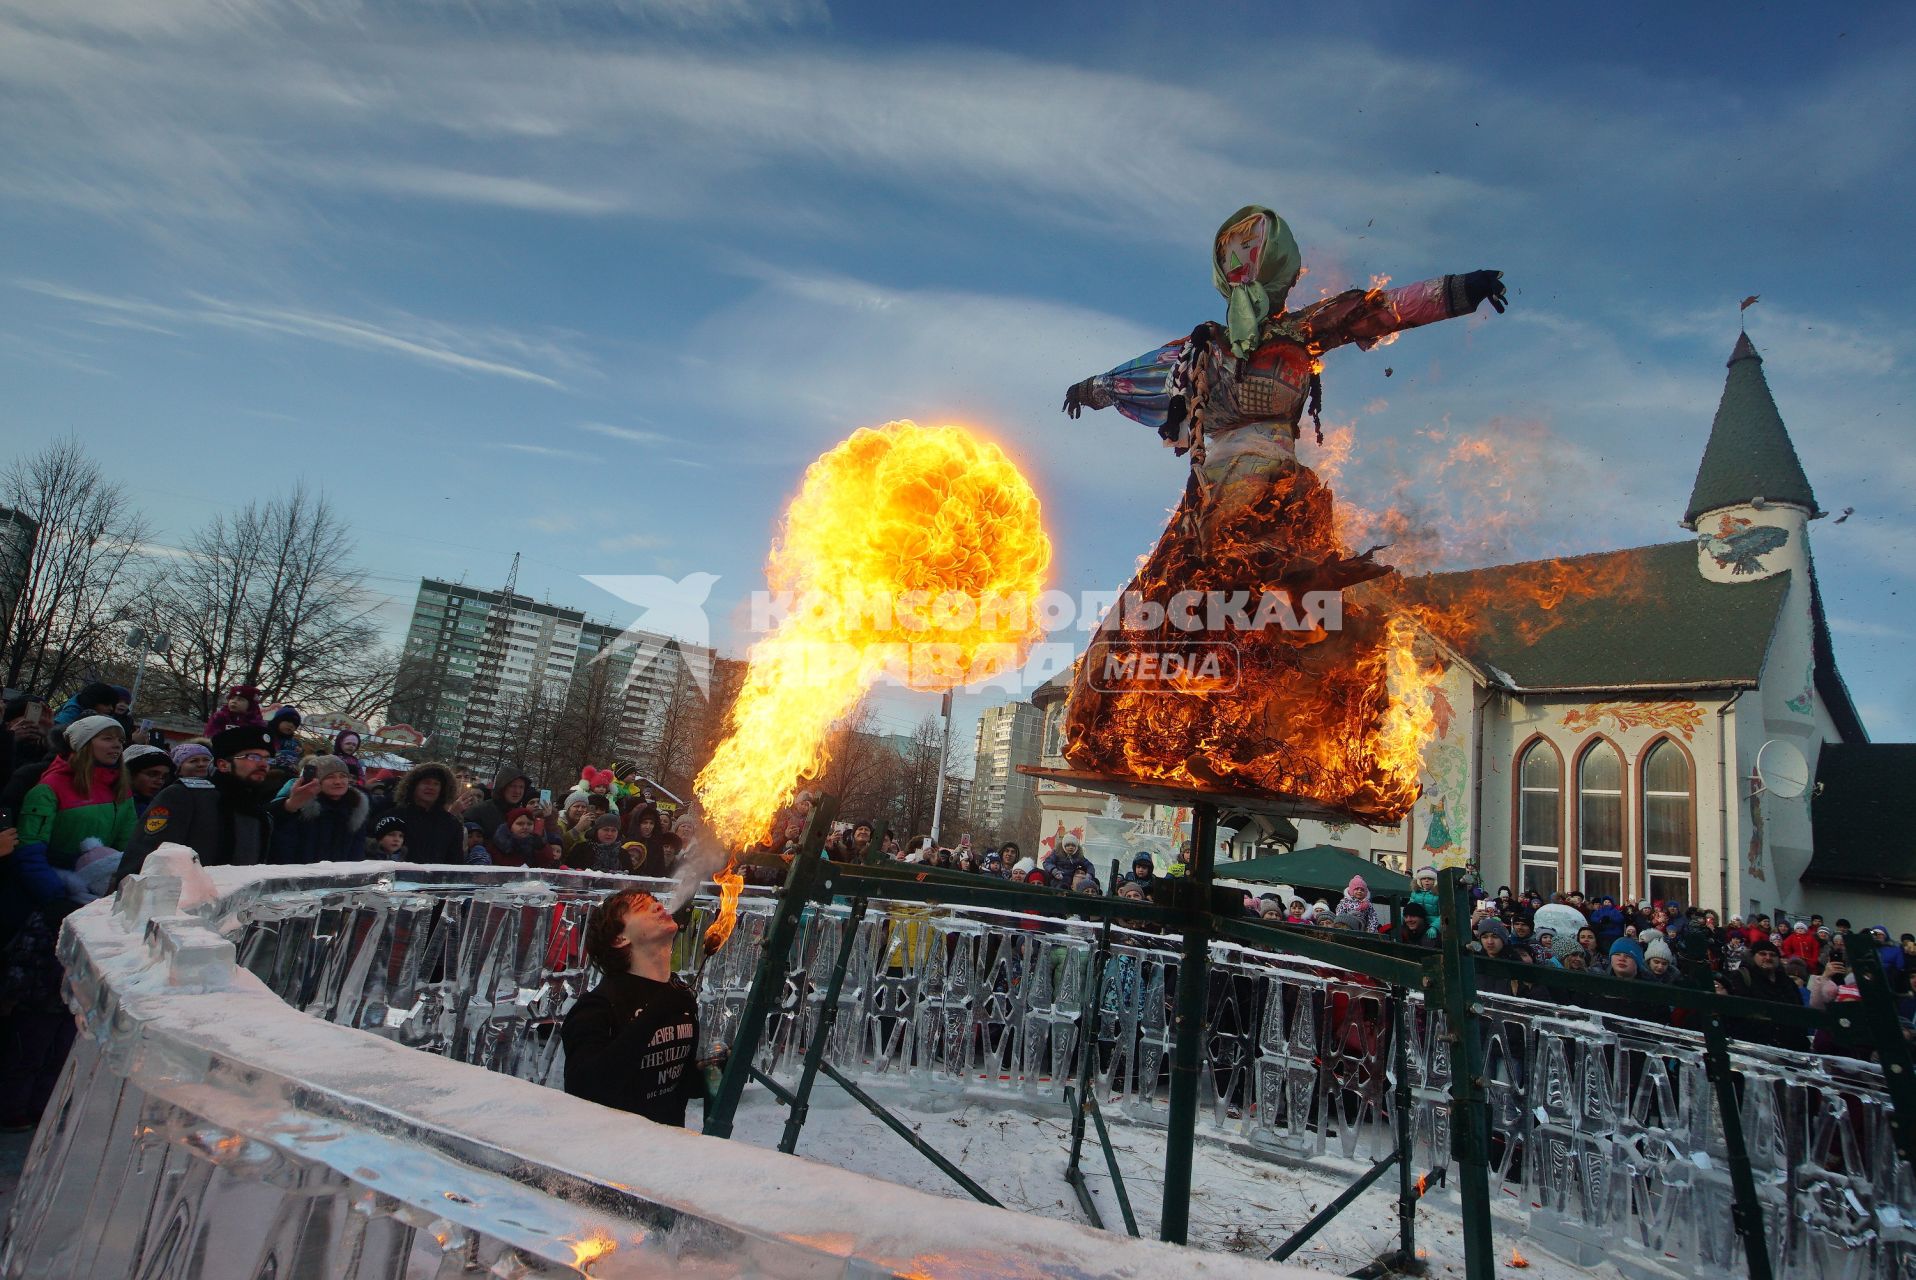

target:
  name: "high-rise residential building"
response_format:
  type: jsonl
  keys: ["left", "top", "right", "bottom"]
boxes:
{"left": 389, "top": 577, "right": 710, "bottom": 773}
{"left": 968, "top": 700, "right": 1043, "bottom": 850}
{"left": 0, "top": 506, "right": 38, "bottom": 662}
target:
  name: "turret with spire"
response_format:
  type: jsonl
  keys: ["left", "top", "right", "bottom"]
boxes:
{"left": 1686, "top": 333, "right": 1820, "bottom": 585}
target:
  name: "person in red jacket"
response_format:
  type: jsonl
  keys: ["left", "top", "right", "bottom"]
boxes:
{"left": 1780, "top": 920, "right": 1822, "bottom": 965}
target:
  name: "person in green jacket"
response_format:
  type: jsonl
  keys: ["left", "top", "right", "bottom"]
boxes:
{"left": 16, "top": 715, "right": 135, "bottom": 878}
{"left": 1409, "top": 865, "right": 1443, "bottom": 935}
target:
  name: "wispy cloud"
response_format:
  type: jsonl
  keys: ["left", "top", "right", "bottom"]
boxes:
{"left": 526, "top": 513, "right": 580, "bottom": 533}
{"left": 581, "top": 421, "right": 670, "bottom": 445}
{"left": 488, "top": 442, "right": 595, "bottom": 461}
{"left": 303, "top": 161, "right": 624, "bottom": 215}
{"left": 15, "top": 279, "right": 577, "bottom": 387}
{"left": 1648, "top": 304, "right": 1901, "bottom": 378}
{"left": 598, "top": 531, "right": 668, "bottom": 552}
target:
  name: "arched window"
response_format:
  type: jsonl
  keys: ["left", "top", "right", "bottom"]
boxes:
{"left": 1577, "top": 742, "right": 1625, "bottom": 901}
{"left": 1642, "top": 739, "right": 1695, "bottom": 907}
{"left": 1517, "top": 741, "right": 1562, "bottom": 898}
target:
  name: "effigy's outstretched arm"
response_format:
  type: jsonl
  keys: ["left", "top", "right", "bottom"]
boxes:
{"left": 1292, "top": 269, "right": 1506, "bottom": 354}
{"left": 1060, "top": 336, "right": 1190, "bottom": 428}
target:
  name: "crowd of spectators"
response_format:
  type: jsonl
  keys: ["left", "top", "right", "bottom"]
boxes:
{"left": 0, "top": 683, "right": 699, "bottom": 1131}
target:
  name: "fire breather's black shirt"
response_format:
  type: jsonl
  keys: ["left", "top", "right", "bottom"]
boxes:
{"left": 561, "top": 970, "right": 700, "bottom": 1126}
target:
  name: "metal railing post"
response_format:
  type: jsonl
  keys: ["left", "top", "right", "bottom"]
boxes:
{"left": 1844, "top": 932, "right": 1916, "bottom": 1177}
{"left": 1391, "top": 983, "right": 1422, "bottom": 1270}
{"left": 703, "top": 796, "right": 837, "bottom": 1139}
{"left": 1688, "top": 964, "right": 1775, "bottom": 1280}
{"left": 778, "top": 895, "right": 867, "bottom": 1153}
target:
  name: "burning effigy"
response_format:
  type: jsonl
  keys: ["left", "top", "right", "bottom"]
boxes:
{"left": 688, "top": 420, "right": 1051, "bottom": 948}
{"left": 1058, "top": 205, "right": 1508, "bottom": 823}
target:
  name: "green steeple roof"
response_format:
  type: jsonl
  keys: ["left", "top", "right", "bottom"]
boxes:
{"left": 1682, "top": 333, "right": 1819, "bottom": 528}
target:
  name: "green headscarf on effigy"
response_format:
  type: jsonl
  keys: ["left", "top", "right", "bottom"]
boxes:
{"left": 1211, "top": 206, "right": 1301, "bottom": 358}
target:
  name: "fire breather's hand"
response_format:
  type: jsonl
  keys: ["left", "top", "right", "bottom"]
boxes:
{"left": 1062, "top": 378, "right": 1099, "bottom": 419}
{"left": 1463, "top": 270, "right": 1507, "bottom": 314}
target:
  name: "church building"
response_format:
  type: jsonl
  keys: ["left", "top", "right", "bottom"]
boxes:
{"left": 1291, "top": 334, "right": 1908, "bottom": 928}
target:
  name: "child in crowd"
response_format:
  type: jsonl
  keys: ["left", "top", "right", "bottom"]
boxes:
{"left": 567, "top": 813, "right": 626, "bottom": 874}
{"left": 489, "top": 807, "right": 557, "bottom": 867}
{"left": 204, "top": 685, "right": 263, "bottom": 738}
{"left": 370, "top": 814, "right": 406, "bottom": 859}
{"left": 332, "top": 731, "right": 366, "bottom": 784}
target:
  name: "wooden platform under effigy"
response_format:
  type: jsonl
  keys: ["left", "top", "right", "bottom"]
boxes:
{"left": 1017, "top": 765, "right": 1393, "bottom": 829}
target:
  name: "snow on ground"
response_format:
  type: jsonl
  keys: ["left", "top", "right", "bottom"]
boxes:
{"left": 724, "top": 1085, "right": 1598, "bottom": 1279}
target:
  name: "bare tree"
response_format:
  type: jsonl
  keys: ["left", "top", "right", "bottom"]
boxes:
{"left": 312, "top": 645, "right": 409, "bottom": 723}
{"left": 550, "top": 653, "right": 625, "bottom": 784}
{"left": 895, "top": 714, "right": 945, "bottom": 840}
{"left": 642, "top": 646, "right": 718, "bottom": 796}
{"left": 142, "top": 484, "right": 383, "bottom": 720}
{"left": 0, "top": 439, "right": 149, "bottom": 695}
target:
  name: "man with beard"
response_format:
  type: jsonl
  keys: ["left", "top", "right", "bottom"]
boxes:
{"left": 122, "top": 725, "right": 311, "bottom": 877}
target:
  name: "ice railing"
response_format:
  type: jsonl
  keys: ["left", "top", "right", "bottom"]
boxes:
{"left": 5, "top": 854, "right": 1284, "bottom": 1280}
{"left": 211, "top": 865, "right": 1916, "bottom": 1280}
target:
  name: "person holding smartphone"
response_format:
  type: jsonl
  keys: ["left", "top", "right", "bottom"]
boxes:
{"left": 270, "top": 756, "right": 368, "bottom": 864}
{"left": 1, "top": 697, "right": 53, "bottom": 813}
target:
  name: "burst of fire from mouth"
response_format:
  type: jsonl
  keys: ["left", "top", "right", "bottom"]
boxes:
{"left": 692, "top": 421, "right": 1051, "bottom": 943}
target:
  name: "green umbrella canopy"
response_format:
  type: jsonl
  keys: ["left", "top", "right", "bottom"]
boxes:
{"left": 1219, "top": 845, "right": 1413, "bottom": 899}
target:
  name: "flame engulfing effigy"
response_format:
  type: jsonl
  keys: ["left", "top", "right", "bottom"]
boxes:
{"left": 690, "top": 420, "right": 1051, "bottom": 948}
{"left": 1059, "top": 205, "right": 1512, "bottom": 823}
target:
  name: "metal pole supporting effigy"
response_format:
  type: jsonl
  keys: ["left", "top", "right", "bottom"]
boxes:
{"left": 1434, "top": 867, "right": 1495, "bottom": 1280}
{"left": 1159, "top": 799, "right": 1219, "bottom": 1245}
{"left": 703, "top": 795, "right": 837, "bottom": 1139}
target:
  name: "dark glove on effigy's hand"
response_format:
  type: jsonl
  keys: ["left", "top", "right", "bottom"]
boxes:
{"left": 1062, "top": 378, "right": 1098, "bottom": 419}
{"left": 1464, "top": 269, "right": 1507, "bottom": 314}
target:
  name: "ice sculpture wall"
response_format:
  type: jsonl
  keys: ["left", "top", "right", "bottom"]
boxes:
{"left": 0, "top": 851, "right": 1297, "bottom": 1280}
{"left": 209, "top": 862, "right": 1916, "bottom": 1279}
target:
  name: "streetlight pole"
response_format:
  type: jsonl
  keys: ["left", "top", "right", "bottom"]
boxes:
{"left": 123, "top": 627, "right": 169, "bottom": 717}
{"left": 929, "top": 689, "right": 955, "bottom": 842}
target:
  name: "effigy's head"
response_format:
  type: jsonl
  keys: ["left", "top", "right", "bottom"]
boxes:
{"left": 1212, "top": 206, "right": 1301, "bottom": 357}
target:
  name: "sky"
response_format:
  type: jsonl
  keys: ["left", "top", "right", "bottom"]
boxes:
{"left": 3, "top": 0, "right": 1913, "bottom": 749}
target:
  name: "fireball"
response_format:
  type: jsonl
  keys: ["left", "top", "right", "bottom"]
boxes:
{"left": 695, "top": 421, "right": 1051, "bottom": 851}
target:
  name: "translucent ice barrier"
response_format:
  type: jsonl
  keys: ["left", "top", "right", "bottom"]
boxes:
{"left": 1, "top": 852, "right": 1294, "bottom": 1279}
{"left": 210, "top": 862, "right": 1916, "bottom": 1278}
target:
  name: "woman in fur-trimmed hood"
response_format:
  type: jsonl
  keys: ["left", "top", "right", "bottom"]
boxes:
{"left": 387, "top": 761, "right": 465, "bottom": 864}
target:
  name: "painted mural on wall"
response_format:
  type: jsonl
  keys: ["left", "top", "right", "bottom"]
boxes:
{"left": 1785, "top": 662, "right": 1814, "bottom": 718}
{"left": 1746, "top": 790, "right": 1768, "bottom": 884}
{"left": 1559, "top": 700, "right": 1703, "bottom": 739}
{"left": 1412, "top": 659, "right": 1472, "bottom": 871}
{"left": 1699, "top": 514, "right": 1789, "bottom": 576}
